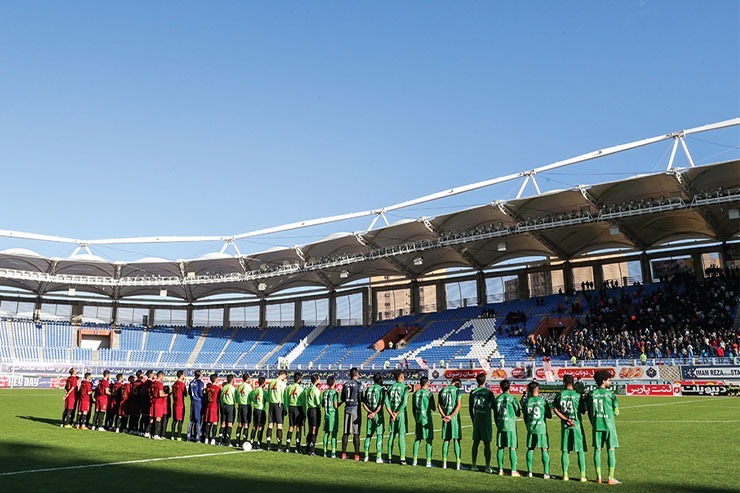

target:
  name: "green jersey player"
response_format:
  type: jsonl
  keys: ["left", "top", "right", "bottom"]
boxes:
{"left": 585, "top": 369, "right": 620, "bottom": 485}
{"left": 522, "top": 381, "right": 552, "bottom": 478}
{"left": 552, "top": 374, "right": 588, "bottom": 482}
{"left": 321, "top": 376, "right": 339, "bottom": 458}
{"left": 412, "top": 377, "right": 435, "bottom": 467}
{"left": 303, "top": 374, "right": 322, "bottom": 456}
{"left": 494, "top": 379, "right": 521, "bottom": 477}
{"left": 362, "top": 374, "right": 386, "bottom": 463}
{"left": 385, "top": 369, "right": 410, "bottom": 465}
{"left": 248, "top": 376, "right": 266, "bottom": 448}
{"left": 469, "top": 372, "right": 495, "bottom": 473}
{"left": 284, "top": 372, "right": 306, "bottom": 453}
{"left": 438, "top": 378, "right": 463, "bottom": 470}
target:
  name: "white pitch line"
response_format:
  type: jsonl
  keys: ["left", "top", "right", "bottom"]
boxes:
{"left": 618, "top": 420, "right": 739, "bottom": 423}
{"left": 0, "top": 450, "right": 244, "bottom": 477}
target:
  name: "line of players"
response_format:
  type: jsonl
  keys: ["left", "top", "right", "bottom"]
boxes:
{"left": 60, "top": 366, "right": 620, "bottom": 484}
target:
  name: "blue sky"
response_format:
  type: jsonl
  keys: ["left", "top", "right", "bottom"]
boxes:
{"left": 0, "top": 1, "right": 737, "bottom": 261}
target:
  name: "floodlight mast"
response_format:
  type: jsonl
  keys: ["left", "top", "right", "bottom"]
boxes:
{"left": 0, "top": 118, "right": 737, "bottom": 249}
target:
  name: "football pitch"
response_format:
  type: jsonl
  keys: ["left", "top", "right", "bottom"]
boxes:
{"left": 0, "top": 390, "right": 738, "bottom": 493}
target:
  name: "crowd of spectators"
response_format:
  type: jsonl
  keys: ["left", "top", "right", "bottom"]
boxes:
{"left": 526, "top": 266, "right": 739, "bottom": 361}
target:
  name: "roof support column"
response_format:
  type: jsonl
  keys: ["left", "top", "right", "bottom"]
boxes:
{"left": 410, "top": 279, "right": 420, "bottom": 315}
{"left": 33, "top": 297, "right": 42, "bottom": 323}
{"left": 691, "top": 252, "right": 704, "bottom": 281}
{"left": 370, "top": 287, "right": 378, "bottom": 324}
{"left": 640, "top": 253, "right": 652, "bottom": 284}
{"left": 719, "top": 242, "right": 732, "bottom": 270}
{"left": 186, "top": 304, "right": 194, "bottom": 328}
{"left": 328, "top": 290, "right": 337, "bottom": 326}
{"left": 294, "top": 301, "right": 302, "bottom": 328}
{"left": 363, "top": 288, "right": 372, "bottom": 326}
{"left": 476, "top": 271, "right": 487, "bottom": 305}
{"left": 259, "top": 299, "right": 267, "bottom": 329}
{"left": 111, "top": 302, "right": 118, "bottom": 327}
{"left": 148, "top": 306, "right": 155, "bottom": 328}
{"left": 517, "top": 271, "right": 530, "bottom": 300}
{"left": 436, "top": 280, "right": 447, "bottom": 312}
{"left": 223, "top": 307, "right": 230, "bottom": 329}
{"left": 592, "top": 263, "right": 604, "bottom": 290}
{"left": 563, "top": 261, "right": 574, "bottom": 294}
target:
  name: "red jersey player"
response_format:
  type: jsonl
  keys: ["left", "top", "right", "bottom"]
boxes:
{"left": 107, "top": 373, "right": 124, "bottom": 430}
{"left": 76, "top": 373, "right": 93, "bottom": 429}
{"left": 203, "top": 374, "right": 221, "bottom": 445}
{"left": 150, "top": 371, "right": 167, "bottom": 440}
{"left": 93, "top": 370, "right": 112, "bottom": 431}
{"left": 130, "top": 370, "right": 144, "bottom": 435}
{"left": 61, "top": 368, "right": 78, "bottom": 428}
{"left": 118, "top": 375, "right": 134, "bottom": 433}
{"left": 171, "top": 370, "right": 187, "bottom": 441}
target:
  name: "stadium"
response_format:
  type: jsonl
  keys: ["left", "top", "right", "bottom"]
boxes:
{"left": 1, "top": 4, "right": 739, "bottom": 493}
{"left": 1, "top": 119, "right": 739, "bottom": 493}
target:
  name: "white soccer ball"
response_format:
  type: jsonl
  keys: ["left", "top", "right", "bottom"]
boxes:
{"left": 242, "top": 441, "right": 253, "bottom": 451}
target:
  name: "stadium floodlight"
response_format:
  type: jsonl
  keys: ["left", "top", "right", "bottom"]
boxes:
{"left": 610, "top": 226, "right": 620, "bottom": 236}
{"left": 730, "top": 209, "right": 739, "bottom": 220}
{"left": 339, "top": 269, "right": 349, "bottom": 279}
{"left": 159, "top": 289, "right": 168, "bottom": 297}
{"left": 186, "top": 272, "right": 195, "bottom": 279}
{"left": 413, "top": 256, "right": 424, "bottom": 266}
{"left": 257, "top": 282, "right": 267, "bottom": 291}
{"left": 68, "top": 287, "right": 76, "bottom": 296}
{"left": 497, "top": 242, "right": 507, "bottom": 252}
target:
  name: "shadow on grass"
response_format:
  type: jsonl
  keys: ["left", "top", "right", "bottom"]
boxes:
{"left": 17, "top": 415, "right": 63, "bottom": 427}
{"left": 0, "top": 440, "right": 735, "bottom": 493}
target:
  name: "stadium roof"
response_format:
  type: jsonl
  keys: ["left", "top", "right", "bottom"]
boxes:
{"left": 0, "top": 119, "right": 738, "bottom": 302}
{"left": 0, "top": 158, "right": 736, "bottom": 302}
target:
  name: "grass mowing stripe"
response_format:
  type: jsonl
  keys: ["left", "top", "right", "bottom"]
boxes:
{"left": 0, "top": 450, "right": 244, "bottom": 477}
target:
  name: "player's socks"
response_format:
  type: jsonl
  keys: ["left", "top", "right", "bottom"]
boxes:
{"left": 496, "top": 448, "right": 504, "bottom": 471}
{"left": 331, "top": 437, "right": 337, "bottom": 455}
{"left": 454, "top": 441, "right": 461, "bottom": 463}
{"left": 577, "top": 452, "right": 586, "bottom": 479}
{"left": 561, "top": 452, "right": 569, "bottom": 477}
{"left": 323, "top": 434, "right": 328, "bottom": 454}
{"left": 594, "top": 448, "right": 602, "bottom": 480}
{"left": 484, "top": 442, "right": 491, "bottom": 469}
{"left": 607, "top": 448, "right": 616, "bottom": 479}
{"left": 542, "top": 449, "right": 551, "bottom": 476}
{"left": 364, "top": 437, "right": 371, "bottom": 457}
{"left": 276, "top": 429, "right": 283, "bottom": 450}
{"left": 526, "top": 449, "right": 534, "bottom": 474}
{"left": 353, "top": 435, "right": 360, "bottom": 456}
{"left": 387, "top": 435, "right": 395, "bottom": 461}
{"left": 426, "top": 443, "right": 432, "bottom": 464}
{"left": 399, "top": 434, "right": 406, "bottom": 461}
{"left": 296, "top": 430, "right": 302, "bottom": 452}
{"left": 376, "top": 434, "right": 383, "bottom": 457}
{"left": 413, "top": 440, "right": 420, "bottom": 463}
{"left": 442, "top": 441, "right": 449, "bottom": 463}
{"left": 510, "top": 448, "right": 518, "bottom": 472}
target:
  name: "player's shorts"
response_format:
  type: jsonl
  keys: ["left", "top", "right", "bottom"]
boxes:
{"left": 288, "top": 406, "right": 305, "bottom": 427}
{"left": 190, "top": 401, "right": 202, "bottom": 422}
{"left": 96, "top": 397, "right": 108, "bottom": 412}
{"left": 365, "top": 415, "right": 384, "bottom": 436}
{"left": 324, "top": 413, "right": 338, "bottom": 435}
{"left": 204, "top": 405, "right": 219, "bottom": 423}
{"left": 592, "top": 428, "right": 619, "bottom": 449}
{"left": 253, "top": 409, "right": 266, "bottom": 427}
{"left": 307, "top": 407, "right": 321, "bottom": 429}
{"left": 526, "top": 432, "right": 549, "bottom": 449}
{"left": 173, "top": 401, "right": 185, "bottom": 421}
{"left": 561, "top": 425, "right": 587, "bottom": 452}
{"left": 238, "top": 405, "right": 252, "bottom": 425}
{"left": 79, "top": 399, "right": 91, "bottom": 413}
{"left": 496, "top": 430, "right": 518, "bottom": 448}
{"left": 388, "top": 413, "right": 407, "bottom": 436}
{"left": 472, "top": 416, "right": 493, "bottom": 442}
{"left": 415, "top": 421, "right": 434, "bottom": 441}
{"left": 441, "top": 415, "right": 462, "bottom": 440}
{"left": 343, "top": 408, "right": 361, "bottom": 434}
{"left": 153, "top": 401, "right": 167, "bottom": 419}
{"left": 65, "top": 395, "right": 77, "bottom": 411}
{"left": 221, "top": 404, "right": 236, "bottom": 424}
{"left": 268, "top": 403, "right": 284, "bottom": 425}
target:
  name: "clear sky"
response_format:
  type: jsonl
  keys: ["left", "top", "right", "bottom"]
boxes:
{"left": 0, "top": 1, "right": 737, "bottom": 261}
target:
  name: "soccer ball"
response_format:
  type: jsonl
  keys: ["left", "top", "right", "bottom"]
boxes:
{"left": 242, "top": 442, "right": 253, "bottom": 452}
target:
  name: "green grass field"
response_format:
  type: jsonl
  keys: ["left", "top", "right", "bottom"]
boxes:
{"left": 0, "top": 390, "right": 738, "bottom": 492}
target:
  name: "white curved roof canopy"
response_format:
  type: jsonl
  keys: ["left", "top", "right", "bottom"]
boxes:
{"left": 0, "top": 160, "right": 736, "bottom": 301}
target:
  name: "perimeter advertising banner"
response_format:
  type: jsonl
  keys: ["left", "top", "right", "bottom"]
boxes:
{"left": 626, "top": 384, "right": 681, "bottom": 396}
{"left": 680, "top": 366, "right": 740, "bottom": 380}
